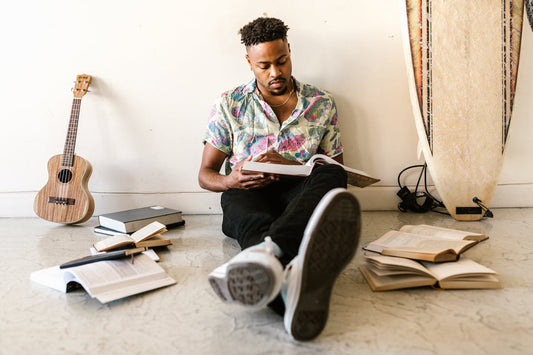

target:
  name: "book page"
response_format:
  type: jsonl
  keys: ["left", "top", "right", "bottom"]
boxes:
{"left": 359, "top": 264, "right": 436, "bottom": 291}
{"left": 30, "top": 266, "right": 69, "bottom": 292}
{"left": 400, "top": 224, "right": 486, "bottom": 241}
{"left": 241, "top": 161, "right": 312, "bottom": 176}
{"left": 130, "top": 221, "right": 167, "bottom": 243}
{"left": 68, "top": 254, "right": 175, "bottom": 300}
{"left": 365, "top": 255, "right": 433, "bottom": 277}
{"left": 365, "top": 231, "right": 474, "bottom": 254}
{"left": 422, "top": 258, "right": 497, "bottom": 281}
{"left": 307, "top": 154, "right": 371, "bottom": 176}
{"left": 93, "top": 234, "right": 134, "bottom": 251}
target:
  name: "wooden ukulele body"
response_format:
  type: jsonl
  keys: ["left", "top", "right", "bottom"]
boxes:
{"left": 34, "top": 154, "right": 95, "bottom": 224}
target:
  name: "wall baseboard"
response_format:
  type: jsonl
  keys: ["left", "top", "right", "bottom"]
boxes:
{"left": 3, "top": 184, "right": 532, "bottom": 218}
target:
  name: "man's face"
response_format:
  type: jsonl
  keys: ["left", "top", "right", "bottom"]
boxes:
{"left": 246, "top": 39, "right": 292, "bottom": 96}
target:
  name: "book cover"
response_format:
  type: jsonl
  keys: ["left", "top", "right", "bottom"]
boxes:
{"left": 98, "top": 206, "right": 183, "bottom": 233}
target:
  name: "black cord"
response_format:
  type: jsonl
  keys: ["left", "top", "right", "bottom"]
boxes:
{"left": 397, "top": 163, "right": 448, "bottom": 215}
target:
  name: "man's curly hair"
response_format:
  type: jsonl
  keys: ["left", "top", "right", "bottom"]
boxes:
{"left": 239, "top": 17, "right": 289, "bottom": 47}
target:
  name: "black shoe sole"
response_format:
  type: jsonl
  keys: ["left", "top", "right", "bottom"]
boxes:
{"left": 288, "top": 192, "right": 361, "bottom": 341}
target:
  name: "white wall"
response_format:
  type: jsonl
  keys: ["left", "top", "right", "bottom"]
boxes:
{"left": 1, "top": 0, "right": 532, "bottom": 217}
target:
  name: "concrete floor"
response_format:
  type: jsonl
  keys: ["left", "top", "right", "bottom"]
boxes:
{"left": 1, "top": 209, "right": 533, "bottom": 354}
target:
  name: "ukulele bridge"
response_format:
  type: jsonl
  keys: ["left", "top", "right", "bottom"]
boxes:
{"left": 48, "top": 197, "right": 76, "bottom": 205}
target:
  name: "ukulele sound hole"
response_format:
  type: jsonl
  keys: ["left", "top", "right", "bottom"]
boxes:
{"left": 58, "top": 169, "right": 73, "bottom": 183}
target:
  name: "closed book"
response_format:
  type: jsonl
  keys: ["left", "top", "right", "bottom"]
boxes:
{"left": 94, "top": 220, "right": 185, "bottom": 236}
{"left": 98, "top": 206, "right": 183, "bottom": 233}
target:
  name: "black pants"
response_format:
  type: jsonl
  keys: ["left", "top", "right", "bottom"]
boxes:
{"left": 220, "top": 164, "right": 348, "bottom": 314}
{"left": 220, "top": 164, "right": 348, "bottom": 267}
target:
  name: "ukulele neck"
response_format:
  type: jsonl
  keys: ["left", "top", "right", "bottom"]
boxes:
{"left": 62, "top": 97, "right": 82, "bottom": 167}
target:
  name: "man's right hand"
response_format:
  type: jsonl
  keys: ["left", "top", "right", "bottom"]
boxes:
{"left": 226, "top": 157, "right": 278, "bottom": 190}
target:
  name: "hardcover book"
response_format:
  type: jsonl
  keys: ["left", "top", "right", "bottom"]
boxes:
{"left": 98, "top": 206, "right": 183, "bottom": 233}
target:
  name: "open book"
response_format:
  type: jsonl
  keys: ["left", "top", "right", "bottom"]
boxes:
{"left": 359, "top": 254, "right": 501, "bottom": 291}
{"left": 30, "top": 254, "right": 176, "bottom": 303}
{"left": 241, "top": 154, "right": 380, "bottom": 187}
{"left": 93, "top": 221, "right": 171, "bottom": 252}
{"left": 363, "top": 224, "right": 488, "bottom": 262}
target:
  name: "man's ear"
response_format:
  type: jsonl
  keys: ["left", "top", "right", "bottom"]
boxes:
{"left": 245, "top": 54, "right": 252, "bottom": 69}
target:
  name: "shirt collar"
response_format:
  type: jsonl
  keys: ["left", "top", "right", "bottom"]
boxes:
{"left": 243, "top": 76, "right": 300, "bottom": 95}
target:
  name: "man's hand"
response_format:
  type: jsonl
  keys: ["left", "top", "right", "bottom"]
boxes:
{"left": 227, "top": 156, "right": 278, "bottom": 190}
{"left": 252, "top": 149, "right": 301, "bottom": 165}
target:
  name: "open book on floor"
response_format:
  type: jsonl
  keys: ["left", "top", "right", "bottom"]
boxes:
{"left": 359, "top": 254, "right": 501, "bottom": 291}
{"left": 30, "top": 253, "right": 176, "bottom": 303}
{"left": 93, "top": 221, "right": 171, "bottom": 252}
{"left": 241, "top": 154, "right": 380, "bottom": 187}
{"left": 363, "top": 224, "right": 488, "bottom": 262}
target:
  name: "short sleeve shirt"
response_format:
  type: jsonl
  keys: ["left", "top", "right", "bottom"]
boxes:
{"left": 203, "top": 78, "right": 343, "bottom": 174}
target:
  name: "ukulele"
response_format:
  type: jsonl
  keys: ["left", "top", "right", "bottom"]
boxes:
{"left": 34, "top": 74, "right": 95, "bottom": 224}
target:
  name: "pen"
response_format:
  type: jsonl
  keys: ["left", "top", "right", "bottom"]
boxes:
{"left": 59, "top": 247, "right": 147, "bottom": 269}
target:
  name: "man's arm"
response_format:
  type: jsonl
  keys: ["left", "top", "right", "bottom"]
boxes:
{"left": 198, "top": 143, "right": 277, "bottom": 192}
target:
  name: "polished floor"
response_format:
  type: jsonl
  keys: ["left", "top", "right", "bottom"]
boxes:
{"left": 1, "top": 209, "right": 533, "bottom": 354}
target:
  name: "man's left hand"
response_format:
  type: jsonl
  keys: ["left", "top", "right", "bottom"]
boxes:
{"left": 252, "top": 150, "right": 301, "bottom": 165}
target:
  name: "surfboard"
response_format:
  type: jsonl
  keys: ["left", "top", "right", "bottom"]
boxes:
{"left": 401, "top": 0, "right": 525, "bottom": 221}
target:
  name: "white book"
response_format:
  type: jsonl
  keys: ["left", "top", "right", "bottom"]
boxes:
{"left": 242, "top": 154, "right": 380, "bottom": 187}
{"left": 30, "top": 254, "right": 176, "bottom": 303}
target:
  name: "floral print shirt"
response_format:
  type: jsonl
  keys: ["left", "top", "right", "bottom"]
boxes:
{"left": 203, "top": 77, "right": 343, "bottom": 174}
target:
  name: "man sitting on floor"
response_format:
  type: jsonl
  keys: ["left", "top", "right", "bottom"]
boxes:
{"left": 198, "top": 17, "right": 361, "bottom": 341}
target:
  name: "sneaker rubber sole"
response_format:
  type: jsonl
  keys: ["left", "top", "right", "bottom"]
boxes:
{"left": 285, "top": 189, "right": 361, "bottom": 341}
{"left": 209, "top": 262, "right": 276, "bottom": 308}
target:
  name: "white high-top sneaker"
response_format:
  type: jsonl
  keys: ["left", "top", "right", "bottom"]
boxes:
{"left": 208, "top": 237, "right": 284, "bottom": 309}
{"left": 282, "top": 188, "right": 361, "bottom": 341}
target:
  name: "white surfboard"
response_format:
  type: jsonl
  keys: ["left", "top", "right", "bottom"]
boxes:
{"left": 401, "top": 0, "right": 525, "bottom": 221}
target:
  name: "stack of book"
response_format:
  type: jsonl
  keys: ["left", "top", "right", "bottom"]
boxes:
{"left": 359, "top": 224, "right": 502, "bottom": 291}
{"left": 95, "top": 205, "right": 184, "bottom": 235}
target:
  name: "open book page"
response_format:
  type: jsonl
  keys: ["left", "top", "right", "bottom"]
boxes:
{"left": 77, "top": 254, "right": 175, "bottom": 303}
{"left": 364, "top": 254, "right": 433, "bottom": 277}
{"left": 422, "top": 258, "right": 498, "bottom": 281}
{"left": 307, "top": 154, "right": 380, "bottom": 187}
{"left": 31, "top": 254, "right": 176, "bottom": 303}
{"left": 359, "top": 255, "right": 501, "bottom": 291}
{"left": 30, "top": 266, "right": 70, "bottom": 292}
{"left": 359, "top": 255, "right": 437, "bottom": 291}
{"left": 130, "top": 221, "right": 167, "bottom": 243}
{"left": 422, "top": 259, "right": 501, "bottom": 289}
{"left": 306, "top": 154, "right": 370, "bottom": 176}
{"left": 93, "top": 234, "right": 134, "bottom": 252}
{"left": 365, "top": 230, "right": 476, "bottom": 255}
{"left": 242, "top": 154, "right": 380, "bottom": 187}
{"left": 399, "top": 224, "right": 488, "bottom": 242}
